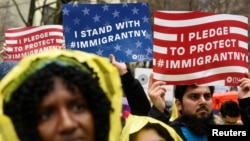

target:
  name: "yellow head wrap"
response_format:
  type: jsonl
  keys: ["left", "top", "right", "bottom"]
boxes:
{"left": 120, "top": 114, "right": 183, "bottom": 141}
{"left": 0, "top": 50, "right": 123, "bottom": 141}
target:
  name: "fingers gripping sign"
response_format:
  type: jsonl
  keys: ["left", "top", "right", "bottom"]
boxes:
{"left": 238, "top": 72, "right": 250, "bottom": 99}
{"left": 148, "top": 73, "right": 167, "bottom": 112}
{"left": 109, "top": 54, "right": 128, "bottom": 76}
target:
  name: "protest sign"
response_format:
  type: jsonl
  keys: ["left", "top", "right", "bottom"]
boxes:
{"left": 62, "top": 3, "right": 153, "bottom": 62}
{"left": 4, "top": 25, "right": 64, "bottom": 61}
{"left": 153, "top": 11, "right": 248, "bottom": 86}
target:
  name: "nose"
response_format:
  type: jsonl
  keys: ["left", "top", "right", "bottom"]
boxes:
{"left": 58, "top": 109, "right": 77, "bottom": 134}
{"left": 199, "top": 95, "right": 207, "bottom": 104}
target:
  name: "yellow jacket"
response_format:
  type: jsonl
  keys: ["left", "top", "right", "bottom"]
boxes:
{"left": 0, "top": 114, "right": 19, "bottom": 141}
{"left": 0, "top": 50, "right": 123, "bottom": 141}
{"left": 120, "top": 114, "right": 183, "bottom": 141}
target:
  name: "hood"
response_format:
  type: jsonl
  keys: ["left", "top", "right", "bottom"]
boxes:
{"left": 0, "top": 114, "right": 19, "bottom": 141}
{"left": 120, "top": 114, "right": 183, "bottom": 141}
{"left": 0, "top": 50, "right": 123, "bottom": 141}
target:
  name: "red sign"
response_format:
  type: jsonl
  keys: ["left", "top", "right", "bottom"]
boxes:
{"left": 5, "top": 25, "right": 64, "bottom": 61}
{"left": 153, "top": 11, "right": 248, "bottom": 86}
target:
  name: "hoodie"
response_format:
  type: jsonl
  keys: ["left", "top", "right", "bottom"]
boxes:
{"left": 120, "top": 114, "right": 183, "bottom": 141}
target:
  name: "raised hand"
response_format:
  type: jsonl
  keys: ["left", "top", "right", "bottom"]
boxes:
{"left": 0, "top": 43, "right": 9, "bottom": 58}
{"left": 109, "top": 54, "right": 128, "bottom": 75}
{"left": 238, "top": 72, "right": 250, "bottom": 99}
{"left": 148, "top": 73, "right": 167, "bottom": 112}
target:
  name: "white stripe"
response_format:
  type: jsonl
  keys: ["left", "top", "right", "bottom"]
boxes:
{"left": 230, "top": 27, "right": 248, "bottom": 36}
{"left": 154, "top": 31, "right": 177, "bottom": 41}
{"left": 153, "top": 66, "right": 248, "bottom": 81}
{"left": 153, "top": 58, "right": 156, "bottom": 65}
{"left": 199, "top": 80, "right": 225, "bottom": 86}
{"left": 238, "top": 40, "right": 248, "bottom": 49}
{"left": 56, "top": 39, "right": 64, "bottom": 43}
{"left": 157, "top": 11, "right": 192, "bottom": 14}
{"left": 154, "top": 45, "right": 167, "bottom": 54}
{"left": 6, "top": 48, "right": 13, "bottom": 52}
{"left": 5, "top": 25, "right": 63, "bottom": 37}
{"left": 154, "top": 14, "right": 248, "bottom": 27}
{"left": 49, "top": 32, "right": 64, "bottom": 36}
{"left": 6, "top": 39, "right": 63, "bottom": 45}
{"left": 5, "top": 40, "right": 17, "bottom": 44}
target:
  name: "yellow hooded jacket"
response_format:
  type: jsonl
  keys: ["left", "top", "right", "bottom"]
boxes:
{"left": 0, "top": 114, "right": 19, "bottom": 141}
{"left": 120, "top": 114, "right": 183, "bottom": 141}
{"left": 0, "top": 50, "right": 123, "bottom": 141}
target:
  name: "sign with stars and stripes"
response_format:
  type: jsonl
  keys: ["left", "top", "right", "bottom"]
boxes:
{"left": 4, "top": 25, "right": 64, "bottom": 61}
{"left": 153, "top": 11, "right": 248, "bottom": 86}
{"left": 62, "top": 3, "right": 153, "bottom": 63}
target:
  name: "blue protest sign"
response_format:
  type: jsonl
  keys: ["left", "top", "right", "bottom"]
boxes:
{"left": 62, "top": 3, "right": 153, "bottom": 62}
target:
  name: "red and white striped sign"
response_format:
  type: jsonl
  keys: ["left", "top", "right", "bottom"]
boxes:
{"left": 5, "top": 25, "right": 64, "bottom": 61}
{"left": 153, "top": 11, "right": 248, "bottom": 86}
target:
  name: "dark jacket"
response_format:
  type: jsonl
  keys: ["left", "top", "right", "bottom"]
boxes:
{"left": 121, "top": 70, "right": 151, "bottom": 116}
{"left": 122, "top": 70, "right": 250, "bottom": 139}
{"left": 238, "top": 97, "right": 250, "bottom": 125}
{"left": 148, "top": 106, "right": 187, "bottom": 140}
{"left": 148, "top": 98, "right": 250, "bottom": 140}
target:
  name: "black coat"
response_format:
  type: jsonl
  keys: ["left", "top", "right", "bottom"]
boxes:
{"left": 121, "top": 70, "right": 151, "bottom": 116}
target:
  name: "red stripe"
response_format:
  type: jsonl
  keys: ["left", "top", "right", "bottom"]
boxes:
{"left": 154, "top": 11, "right": 215, "bottom": 20}
{"left": 153, "top": 72, "right": 245, "bottom": 86}
{"left": 4, "top": 26, "right": 64, "bottom": 61}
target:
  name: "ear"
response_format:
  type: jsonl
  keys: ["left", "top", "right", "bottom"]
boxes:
{"left": 175, "top": 99, "right": 182, "bottom": 111}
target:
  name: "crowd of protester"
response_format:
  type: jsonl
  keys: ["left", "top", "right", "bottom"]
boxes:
{"left": 0, "top": 41, "right": 250, "bottom": 141}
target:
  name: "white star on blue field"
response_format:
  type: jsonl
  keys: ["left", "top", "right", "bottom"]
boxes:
{"left": 62, "top": 3, "right": 153, "bottom": 63}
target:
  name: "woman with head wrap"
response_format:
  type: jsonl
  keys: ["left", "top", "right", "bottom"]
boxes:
{"left": 0, "top": 50, "right": 123, "bottom": 141}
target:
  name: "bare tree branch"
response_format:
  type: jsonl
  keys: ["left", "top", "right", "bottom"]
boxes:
{"left": 11, "top": 0, "right": 29, "bottom": 26}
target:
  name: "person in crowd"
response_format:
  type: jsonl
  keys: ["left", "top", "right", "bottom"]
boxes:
{"left": 238, "top": 74, "right": 250, "bottom": 125}
{"left": 120, "top": 114, "right": 183, "bottom": 141}
{"left": 219, "top": 100, "right": 242, "bottom": 125}
{"left": 147, "top": 73, "right": 250, "bottom": 140}
{"left": 110, "top": 54, "right": 151, "bottom": 116}
{"left": 0, "top": 44, "right": 150, "bottom": 134}
{"left": 0, "top": 44, "right": 151, "bottom": 117}
{"left": 110, "top": 54, "right": 179, "bottom": 121}
{"left": 0, "top": 50, "right": 123, "bottom": 141}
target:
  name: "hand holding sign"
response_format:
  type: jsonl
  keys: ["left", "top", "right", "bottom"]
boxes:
{"left": 109, "top": 54, "right": 128, "bottom": 76}
{"left": 148, "top": 73, "right": 167, "bottom": 112}
{"left": 238, "top": 73, "right": 250, "bottom": 99}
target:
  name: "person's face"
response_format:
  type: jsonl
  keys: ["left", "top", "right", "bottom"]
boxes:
{"left": 223, "top": 115, "right": 240, "bottom": 125}
{"left": 37, "top": 78, "right": 94, "bottom": 141}
{"left": 133, "top": 129, "right": 166, "bottom": 141}
{"left": 176, "top": 86, "right": 213, "bottom": 119}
